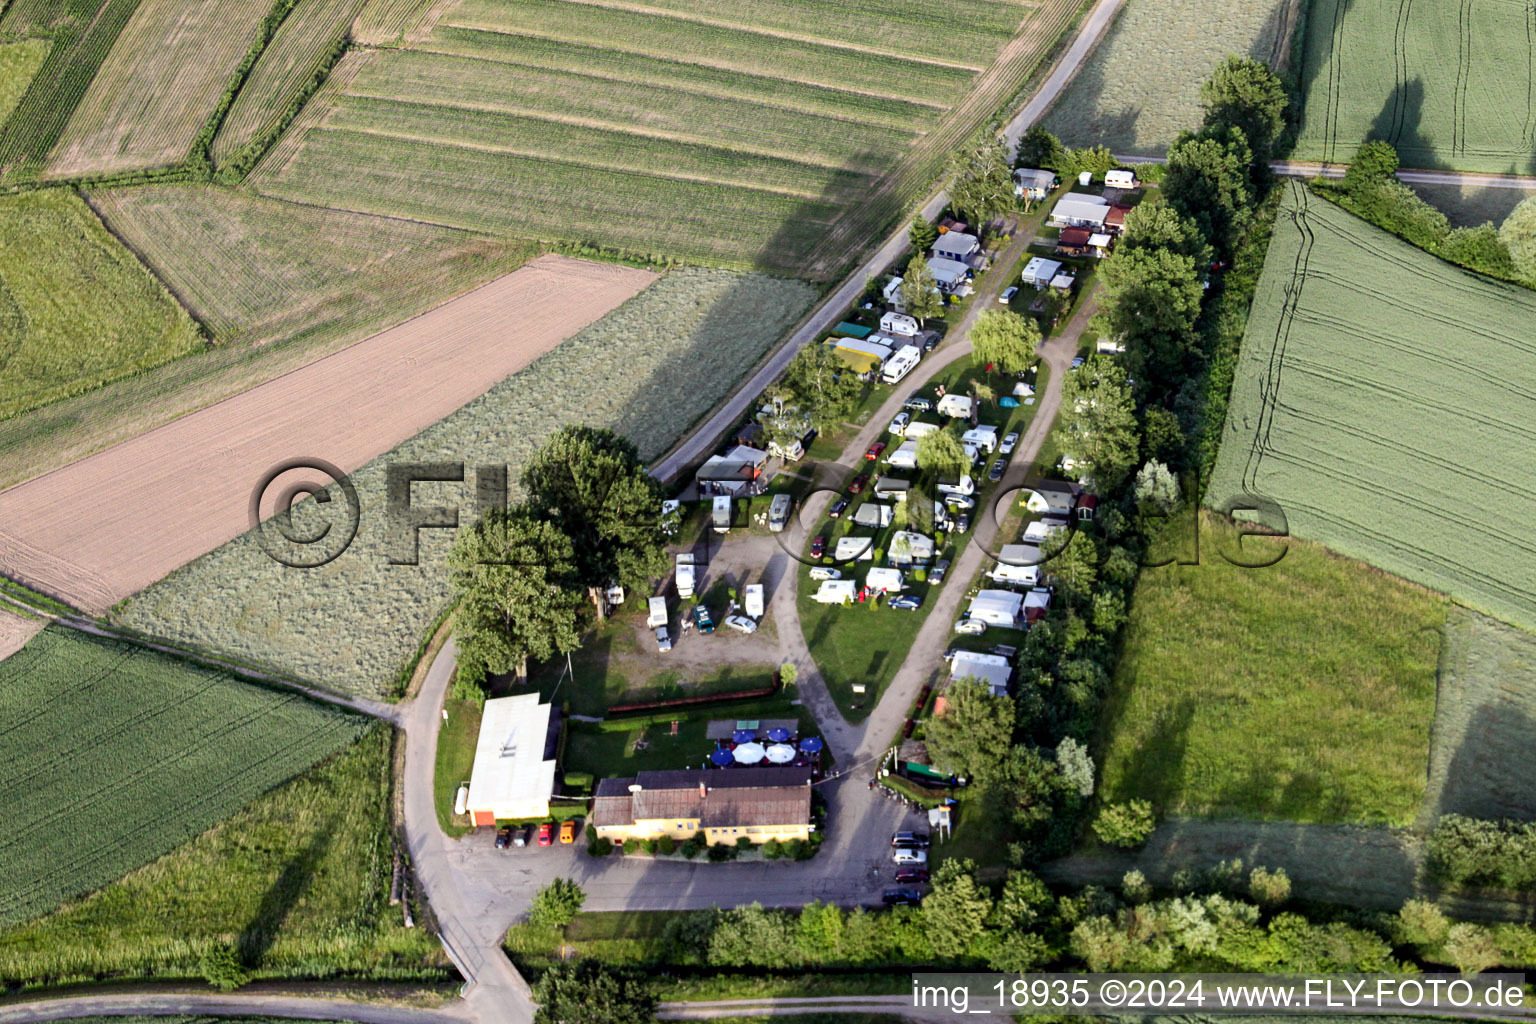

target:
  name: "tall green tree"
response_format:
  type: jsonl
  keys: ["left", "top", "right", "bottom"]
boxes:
{"left": 1057, "top": 355, "right": 1139, "bottom": 489}
{"left": 1200, "top": 55, "right": 1289, "bottom": 167}
{"left": 1120, "top": 200, "right": 1213, "bottom": 268}
{"left": 1500, "top": 195, "right": 1536, "bottom": 281}
{"left": 781, "top": 343, "right": 862, "bottom": 432}
{"left": 921, "top": 859, "right": 994, "bottom": 957}
{"left": 449, "top": 507, "right": 584, "bottom": 683}
{"left": 1343, "top": 139, "right": 1399, "bottom": 190}
{"left": 970, "top": 310, "right": 1041, "bottom": 374}
{"left": 924, "top": 678, "right": 1014, "bottom": 788}
{"left": 1163, "top": 128, "right": 1255, "bottom": 257}
{"left": 522, "top": 426, "right": 668, "bottom": 621}
{"left": 949, "top": 133, "right": 1014, "bottom": 224}
{"left": 908, "top": 213, "right": 938, "bottom": 252}
{"left": 529, "top": 878, "right": 587, "bottom": 928}
{"left": 1015, "top": 125, "right": 1064, "bottom": 171}
{"left": 902, "top": 255, "right": 945, "bottom": 322}
{"left": 532, "top": 959, "right": 655, "bottom": 1024}
{"left": 1092, "top": 246, "right": 1203, "bottom": 386}
{"left": 916, "top": 426, "right": 969, "bottom": 478}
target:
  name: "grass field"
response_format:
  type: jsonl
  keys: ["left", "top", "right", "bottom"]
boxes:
{"left": 1041, "top": 0, "right": 1294, "bottom": 155}
{"left": 1099, "top": 514, "right": 1445, "bottom": 826}
{"left": 1207, "top": 181, "right": 1536, "bottom": 631}
{"left": 0, "top": 727, "right": 447, "bottom": 987}
{"left": 0, "top": 189, "right": 202, "bottom": 421}
{"left": 44, "top": 0, "right": 274, "bottom": 177}
{"left": 1295, "top": 0, "right": 1536, "bottom": 172}
{"left": 0, "top": 39, "right": 50, "bottom": 127}
{"left": 115, "top": 269, "right": 815, "bottom": 696}
{"left": 0, "top": 625, "right": 372, "bottom": 928}
{"left": 350, "top": 0, "right": 440, "bottom": 46}
{"left": 0, "top": 0, "right": 144, "bottom": 183}
{"left": 250, "top": 0, "right": 1083, "bottom": 276}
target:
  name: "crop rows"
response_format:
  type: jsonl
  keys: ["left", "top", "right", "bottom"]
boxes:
{"left": 1296, "top": 0, "right": 1536, "bottom": 172}
{"left": 114, "top": 269, "right": 816, "bottom": 695}
{"left": 350, "top": 0, "right": 443, "bottom": 45}
{"left": 1208, "top": 182, "right": 1536, "bottom": 631}
{"left": 0, "top": 625, "right": 371, "bottom": 927}
{"left": 211, "top": 0, "right": 367, "bottom": 166}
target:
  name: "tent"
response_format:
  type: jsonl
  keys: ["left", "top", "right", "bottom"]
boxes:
{"left": 733, "top": 742, "right": 766, "bottom": 764}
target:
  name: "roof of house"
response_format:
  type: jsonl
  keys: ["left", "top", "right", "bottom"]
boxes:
{"left": 927, "top": 256, "right": 970, "bottom": 285}
{"left": 1059, "top": 227, "right": 1093, "bottom": 246}
{"left": 949, "top": 650, "right": 1013, "bottom": 695}
{"left": 932, "top": 231, "right": 980, "bottom": 259}
{"left": 465, "top": 693, "right": 559, "bottom": 816}
{"left": 697, "top": 446, "right": 768, "bottom": 482}
{"left": 1105, "top": 205, "right": 1132, "bottom": 228}
{"left": 591, "top": 767, "right": 812, "bottom": 829}
{"left": 1089, "top": 232, "right": 1113, "bottom": 247}
{"left": 1014, "top": 167, "right": 1056, "bottom": 187}
{"left": 1022, "top": 256, "right": 1063, "bottom": 281}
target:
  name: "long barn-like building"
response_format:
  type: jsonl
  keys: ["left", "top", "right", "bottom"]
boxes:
{"left": 592, "top": 767, "right": 813, "bottom": 846}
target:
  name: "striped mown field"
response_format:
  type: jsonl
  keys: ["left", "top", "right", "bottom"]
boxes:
{"left": 252, "top": 0, "right": 1084, "bottom": 276}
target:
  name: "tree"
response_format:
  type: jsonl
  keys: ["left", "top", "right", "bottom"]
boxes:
{"left": 1045, "top": 530, "right": 1099, "bottom": 607}
{"left": 529, "top": 877, "right": 587, "bottom": 928}
{"left": 924, "top": 678, "right": 1014, "bottom": 788}
{"left": 1163, "top": 128, "right": 1255, "bottom": 257}
{"left": 1120, "top": 201, "right": 1213, "bottom": 268}
{"left": 1200, "top": 55, "right": 1289, "bottom": 167}
{"left": 756, "top": 384, "right": 806, "bottom": 454}
{"left": 949, "top": 133, "right": 1014, "bottom": 224}
{"left": 1343, "top": 139, "right": 1399, "bottom": 191}
{"left": 1059, "top": 145, "right": 1118, "bottom": 182}
{"left": 1094, "top": 800, "right": 1156, "bottom": 848}
{"left": 909, "top": 213, "right": 938, "bottom": 252}
{"left": 916, "top": 426, "right": 969, "bottom": 479}
{"left": 921, "top": 859, "right": 994, "bottom": 957}
{"left": 1134, "top": 460, "right": 1181, "bottom": 513}
{"left": 532, "top": 959, "right": 655, "bottom": 1024}
{"left": 1501, "top": 195, "right": 1536, "bottom": 281}
{"left": 1437, "top": 223, "right": 1515, "bottom": 278}
{"left": 902, "top": 255, "right": 945, "bottom": 322}
{"left": 1000, "top": 745, "right": 1072, "bottom": 835}
{"left": 1395, "top": 898, "right": 1450, "bottom": 948}
{"left": 1442, "top": 922, "right": 1502, "bottom": 975}
{"left": 449, "top": 507, "right": 585, "bottom": 683}
{"left": 199, "top": 943, "right": 250, "bottom": 991}
{"left": 1015, "top": 125, "right": 1064, "bottom": 172}
{"left": 1139, "top": 405, "right": 1185, "bottom": 463}
{"left": 780, "top": 343, "right": 862, "bottom": 433}
{"left": 970, "top": 310, "right": 1041, "bottom": 374}
{"left": 1093, "top": 245, "right": 1204, "bottom": 385}
{"left": 522, "top": 427, "right": 668, "bottom": 621}
{"left": 1122, "top": 869, "right": 1154, "bottom": 904}
{"left": 1058, "top": 355, "right": 1140, "bottom": 489}
{"left": 1055, "top": 736, "right": 1095, "bottom": 797}
{"left": 1248, "top": 866, "right": 1291, "bottom": 908}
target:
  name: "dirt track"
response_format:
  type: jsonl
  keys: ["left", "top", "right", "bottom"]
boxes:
{"left": 0, "top": 255, "right": 656, "bottom": 613}
{"left": 0, "top": 608, "right": 44, "bottom": 660}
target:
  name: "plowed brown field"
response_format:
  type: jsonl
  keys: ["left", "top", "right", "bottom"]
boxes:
{"left": 0, "top": 255, "right": 656, "bottom": 613}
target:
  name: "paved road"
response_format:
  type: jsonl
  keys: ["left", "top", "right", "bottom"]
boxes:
{"left": 647, "top": 0, "right": 1127, "bottom": 486}
{"left": 0, "top": 993, "right": 465, "bottom": 1024}
{"left": 1115, "top": 153, "right": 1536, "bottom": 191}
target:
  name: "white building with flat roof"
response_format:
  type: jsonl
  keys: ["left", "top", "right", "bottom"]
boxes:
{"left": 465, "top": 693, "right": 559, "bottom": 826}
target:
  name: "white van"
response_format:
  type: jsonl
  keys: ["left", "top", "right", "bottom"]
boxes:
{"left": 880, "top": 311, "right": 920, "bottom": 337}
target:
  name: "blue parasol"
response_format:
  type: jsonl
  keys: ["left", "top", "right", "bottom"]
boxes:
{"left": 766, "top": 727, "right": 792, "bottom": 743}
{"left": 798, "top": 736, "right": 823, "bottom": 753}
{"left": 732, "top": 729, "right": 756, "bottom": 744}
{"left": 709, "top": 749, "right": 733, "bottom": 767}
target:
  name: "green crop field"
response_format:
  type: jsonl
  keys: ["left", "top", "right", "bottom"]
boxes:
{"left": 0, "top": 39, "right": 50, "bottom": 128}
{"left": 1208, "top": 181, "right": 1536, "bottom": 631}
{"left": 1100, "top": 514, "right": 1445, "bottom": 826}
{"left": 0, "top": 727, "right": 447, "bottom": 987}
{"left": 114, "top": 269, "right": 815, "bottom": 696}
{"left": 250, "top": 0, "right": 1083, "bottom": 276}
{"left": 0, "top": 625, "right": 372, "bottom": 928}
{"left": 1296, "top": 0, "right": 1536, "bottom": 172}
{"left": 0, "top": 189, "right": 202, "bottom": 422}
{"left": 1041, "top": 0, "right": 1294, "bottom": 155}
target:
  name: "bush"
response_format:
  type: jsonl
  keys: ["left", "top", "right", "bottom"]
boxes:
{"left": 587, "top": 836, "right": 613, "bottom": 857}
{"left": 642, "top": 839, "right": 658, "bottom": 855}
{"left": 622, "top": 838, "right": 640, "bottom": 855}
{"left": 563, "top": 771, "right": 594, "bottom": 789}
{"left": 681, "top": 834, "right": 706, "bottom": 859}
{"left": 199, "top": 943, "right": 249, "bottom": 991}
{"left": 778, "top": 662, "right": 797, "bottom": 688}
{"left": 657, "top": 835, "right": 676, "bottom": 855}
{"left": 707, "top": 842, "right": 736, "bottom": 862}
{"left": 1427, "top": 815, "right": 1536, "bottom": 891}
{"left": 736, "top": 836, "right": 752, "bottom": 850}
{"left": 785, "top": 838, "right": 808, "bottom": 860}
{"left": 529, "top": 878, "right": 587, "bottom": 928}
{"left": 912, "top": 568, "right": 926, "bottom": 582}
{"left": 1248, "top": 865, "right": 1291, "bottom": 908}
{"left": 763, "top": 838, "right": 783, "bottom": 859}
{"left": 1093, "top": 800, "right": 1156, "bottom": 848}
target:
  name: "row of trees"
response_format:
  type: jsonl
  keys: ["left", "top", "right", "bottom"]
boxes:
{"left": 1426, "top": 815, "right": 1536, "bottom": 892}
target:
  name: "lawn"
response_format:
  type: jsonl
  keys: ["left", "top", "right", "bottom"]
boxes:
{"left": 114, "top": 269, "right": 814, "bottom": 696}
{"left": 1207, "top": 181, "right": 1536, "bottom": 632}
{"left": 434, "top": 697, "right": 483, "bottom": 838}
{"left": 1295, "top": 0, "right": 1536, "bottom": 172}
{"left": 0, "top": 625, "right": 373, "bottom": 929}
{"left": 1099, "top": 513, "right": 1446, "bottom": 826}
{"left": 0, "top": 189, "right": 202, "bottom": 421}
{"left": 0, "top": 727, "right": 447, "bottom": 988}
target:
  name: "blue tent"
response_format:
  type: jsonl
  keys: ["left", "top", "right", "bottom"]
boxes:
{"left": 798, "top": 736, "right": 824, "bottom": 753}
{"left": 710, "top": 749, "right": 733, "bottom": 767}
{"left": 999, "top": 396, "right": 1020, "bottom": 408}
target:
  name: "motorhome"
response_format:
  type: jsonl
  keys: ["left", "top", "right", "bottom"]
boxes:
{"left": 880, "top": 345, "right": 922, "bottom": 385}
{"left": 768, "top": 493, "right": 792, "bottom": 532}
{"left": 744, "top": 584, "right": 765, "bottom": 618}
{"left": 675, "top": 553, "right": 696, "bottom": 598}
{"left": 961, "top": 425, "right": 998, "bottom": 453}
{"left": 646, "top": 596, "right": 668, "bottom": 629}
{"left": 712, "top": 495, "right": 732, "bottom": 533}
{"left": 886, "top": 439, "right": 920, "bottom": 470}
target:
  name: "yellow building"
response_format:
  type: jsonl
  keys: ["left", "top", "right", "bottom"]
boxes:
{"left": 591, "top": 767, "right": 813, "bottom": 846}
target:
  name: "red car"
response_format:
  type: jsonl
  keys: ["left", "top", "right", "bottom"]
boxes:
{"left": 537, "top": 822, "right": 554, "bottom": 846}
{"left": 865, "top": 441, "right": 886, "bottom": 461}
{"left": 895, "top": 867, "right": 929, "bottom": 884}
{"left": 849, "top": 473, "right": 868, "bottom": 494}
{"left": 810, "top": 535, "right": 826, "bottom": 557}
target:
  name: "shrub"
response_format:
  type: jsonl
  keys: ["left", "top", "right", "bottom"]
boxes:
{"left": 622, "top": 838, "right": 640, "bottom": 855}
{"left": 563, "top": 771, "right": 594, "bottom": 789}
{"left": 735, "top": 836, "right": 752, "bottom": 850}
{"left": 587, "top": 837, "right": 613, "bottom": 857}
{"left": 707, "top": 842, "right": 735, "bottom": 862}
{"left": 785, "top": 838, "right": 808, "bottom": 860}
{"left": 528, "top": 878, "right": 586, "bottom": 928}
{"left": 778, "top": 663, "right": 797, "bottom": 688}
{"left": 657, "top": 834, "right": 675, "bottom": 855}
{"left": 762, "top": 838, "right": 783, "bottom": 859}
{"left": 199, "top": 943, "right": 249, "bottom": 991}
{"left": 1121, "top": 869, "right": 1153, "bottom": 904}
{"left": 913, "top": 568, "right": 926, "bottom": 582}
{"left": 1248, "top": 865, "right": 1291, "bottom": 908}
{"left": 681, "top": 834, "right": 706, "bottom": 859}
{"left": 1093, "top": 800, "right": 1156, "bottom": 848}
{"left": 642, "top": 839, "right": 658, "bottom": 855}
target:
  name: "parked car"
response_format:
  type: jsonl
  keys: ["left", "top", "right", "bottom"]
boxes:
{"left": 494, "top": 826, "right": 513, "bottom": 849}
{"left": 655, "top": 626, "right": 673, "bottom": 652}
{"left": 998, "top": 286, "right": 1018, "bottom": 304}
{"left": 724, "top": 614, "right": 758, "bottom": 634}
{"left": 943, "top": 493, "right": 974, "bottom": 510}
{"left": 829, "top": 497, "right": 849, "bottom": 518}
{"left": 1071, "top": 356, "right": 1085, "bottom": 369}
{"left": 929, "top": 559, "right": 950, "bottom": 585}
{"left": 955, "top": 616, "right": 987, "bottom": 635}
{"left": 889, "top": 412, "right": 911, "bottom": 435}
{"left": 892, "top": 847, "right": 929, "bottom": 865}
{"left": 882, "top": 887, "right": 924, "bottom": 906}
{"left": 693, "top": 605, "right": 715, "bottom": 634}
{"left": 954, "top": 513, "right": 971, "bottom": 533}
{"left": 904, "top": 394, "right": 933, "bottom": 412}
{"left": 865, "top": 441, "right": 886, "bottom": 461}
{"left": 987, "top": 458, "right": 1005, "bottom": 482}
{"left": 892, "top": 830, "right": 931, "bottom": 848}
{"left": 895, "top": 867, "right": 930, "bottom": 884}
{"left": 513, "top": 826, "right": 530, "bottom": 847}
{"left": 559, "top": 820, "right": 577, "bottom": 844}
{"left": 921, "top": 332, "right": 941, "bottom": 354}
{"left": 810, "top": 535, "right": 826, "bottom": 558}
{"left": 849, "top": 473, "right": 868, "bottom": 494}
{"left": 1000, "top": 431, "right": 1019, "bottom": 455}
{"left": 890, "top": 594, "right": 922, "bottom": 610}
{"left": 537, "top": 822, "right": 554, "bottom": 846}
{"left": 809, "top": 567, "right": 842, "bottom": 581}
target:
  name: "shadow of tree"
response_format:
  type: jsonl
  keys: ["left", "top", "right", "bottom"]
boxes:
{"left": 237, "top": 825, "right": 333, "bottom": 966}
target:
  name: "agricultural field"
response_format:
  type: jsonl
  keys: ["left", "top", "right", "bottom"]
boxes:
{"left": 0, "top": 189, "right": 202, "bottom": 421}
{"left": 0, "top": 0, "right": 143, "bottom": 183}
{"left": 0, "top": 727, "right": 448, "bottom": 987}
{"left": 1295, "top": 0, "right": 1536, "bottom": 172}
{"left": 1421, "top": 607, "right": 1536, "bottom": 825}
{"left": 0, "top": 39, "right": 50, "bottom": 127}
{"left": 1041, "top": 0, "right": 1295, "bottom": 155}
{"left": 1207, "top": 181, "right": 1536, "bottom": 631}
{"left": 0, "top": 625, "right": 372, "bottom": 928}
{"left": 1099, "top": 514, "right": 1445, "bottom": 826}
{"left": 114, "top": 269, "right": 816, "bottom": 696}
{"left": 1408, "top": 181, "right": 1536, "bottom": 229}
{"left": 0, "top": 255, "right": 652, "bottom": 614}
{"left": 250, "top": 0, "right": 1082, "bottom": 276}
{"left": 0, "top": 607, "right": 44, "bottom": 661}
{"left": 45, "top": 0, "right": 272, "bottom": 177}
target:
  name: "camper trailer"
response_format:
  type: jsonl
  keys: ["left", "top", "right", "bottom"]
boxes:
{"left": 961, "top": 425, "right": 998, "bottom": 453}
{"left": 936, "top": 394, "right": 973, "bottom": 419}
{"left": 1104, "top": 169, "right": 1137, "bottom": 189}
{"left": 675, "top": 553, "right": 696, "bottom": 598}
{"left": 647, "top": 596, "right": 668, "bottom": 629}
{"left": 851, "top": 503, "right": 893, "bottom": 529}
{"left": 989, "top": 543, "right": 1043, "bottom": 587}
{"left": 903, "top": 420, "right": 940, "bottom": 440}
{"left": 936, "top": 474, "right": 975, "bottom": 497}
{"left": 744, "top": 584, "right": 765, "bottom": 618}
{"left": 865, "top": 567, "right": 904, "bottom": 593}
{"left": 880, "top": 344, "right": 922, "bottom": 385}
{"left": 874, "top": 476, "right": 912, "bottom": 501}
{"left": 814, "top": 579, "right": 857, "bottom": 604}
{"left": 712, "top": 495, "right": 732, "bottom": 533}
{"left": 886, "top": 439, "right": 921, "bottom": 470}
{"left": 966, "top": 589, "right": 1024, "bottom": 627}
{"left": 880, "top": 311, "right": 920, "bottom": 337}
{"left": 768, "top": 493, "right": 792, "bottom": 532}
{"left": 834, "top": 535, "right": 876, "bottom": 562}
